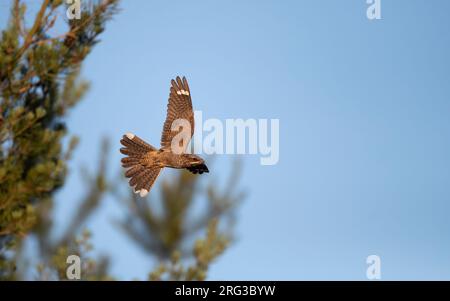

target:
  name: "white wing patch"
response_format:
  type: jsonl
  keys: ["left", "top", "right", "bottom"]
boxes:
{"left": 176, "top": 90, "right": 190, "bottom": 96}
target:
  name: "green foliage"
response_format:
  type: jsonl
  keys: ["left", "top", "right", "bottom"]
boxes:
{"left": 149, "top": 219, "right": 229, "bottom": 281}
{"left": 0, "top": 0, "right": 119, "bottom": 280}
{"left": 37, "top": 229, "right": 112, "bottom": 281}
{"left": 1, "top": 0, "right": 245, "bottom": 281}
{"left": 0, "top": 0, "right": 119, "bottom": 236}
{"left": 117, "top": 161, "right": 244, "bottom": 281}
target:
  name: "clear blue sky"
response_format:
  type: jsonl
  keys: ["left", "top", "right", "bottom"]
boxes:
{"left": 2, "top": 0, "right": 450, "bottom": 280}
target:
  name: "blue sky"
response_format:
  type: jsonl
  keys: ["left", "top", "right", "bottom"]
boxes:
{"left": 2, "top": 0, "right": 450, "bottom": 280}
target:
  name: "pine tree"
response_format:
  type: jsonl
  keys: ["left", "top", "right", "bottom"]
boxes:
{"left": 117, "top": 161, "right": 244, "bottom": 281}
{"left": 0, "top": 0, "right": 244, "bottom": 280}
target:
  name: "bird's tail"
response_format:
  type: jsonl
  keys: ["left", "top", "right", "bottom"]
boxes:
{"left": 120, "top": 133, "right": 161, "bottom": 197}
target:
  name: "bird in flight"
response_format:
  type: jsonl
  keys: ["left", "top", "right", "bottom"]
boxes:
{"left": 120, "top": 76, "right": 209, "bottom": 197}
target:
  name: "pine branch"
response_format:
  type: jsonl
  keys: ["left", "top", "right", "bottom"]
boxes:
{"left": 12, "top": 0, "right": 50, "bottom": 65}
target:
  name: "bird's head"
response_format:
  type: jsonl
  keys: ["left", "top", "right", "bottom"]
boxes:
{"left": 184, "top": 154, "right": 203, "bottom": 165}
{"left": 183, "top": 154, "right": 209, "bottom": 174}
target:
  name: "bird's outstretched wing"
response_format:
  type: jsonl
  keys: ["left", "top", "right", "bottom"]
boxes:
{"left": 160, "top": 76, "right": 195, "bottom": 154}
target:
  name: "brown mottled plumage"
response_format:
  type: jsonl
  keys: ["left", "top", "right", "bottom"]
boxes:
{"left": 120, "top": 76, "right": 208, "bottom": 197}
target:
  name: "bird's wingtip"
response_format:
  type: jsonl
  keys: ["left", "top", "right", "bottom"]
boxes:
{"left": 125, "top": 132, "right": 135, "bottom": 140}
